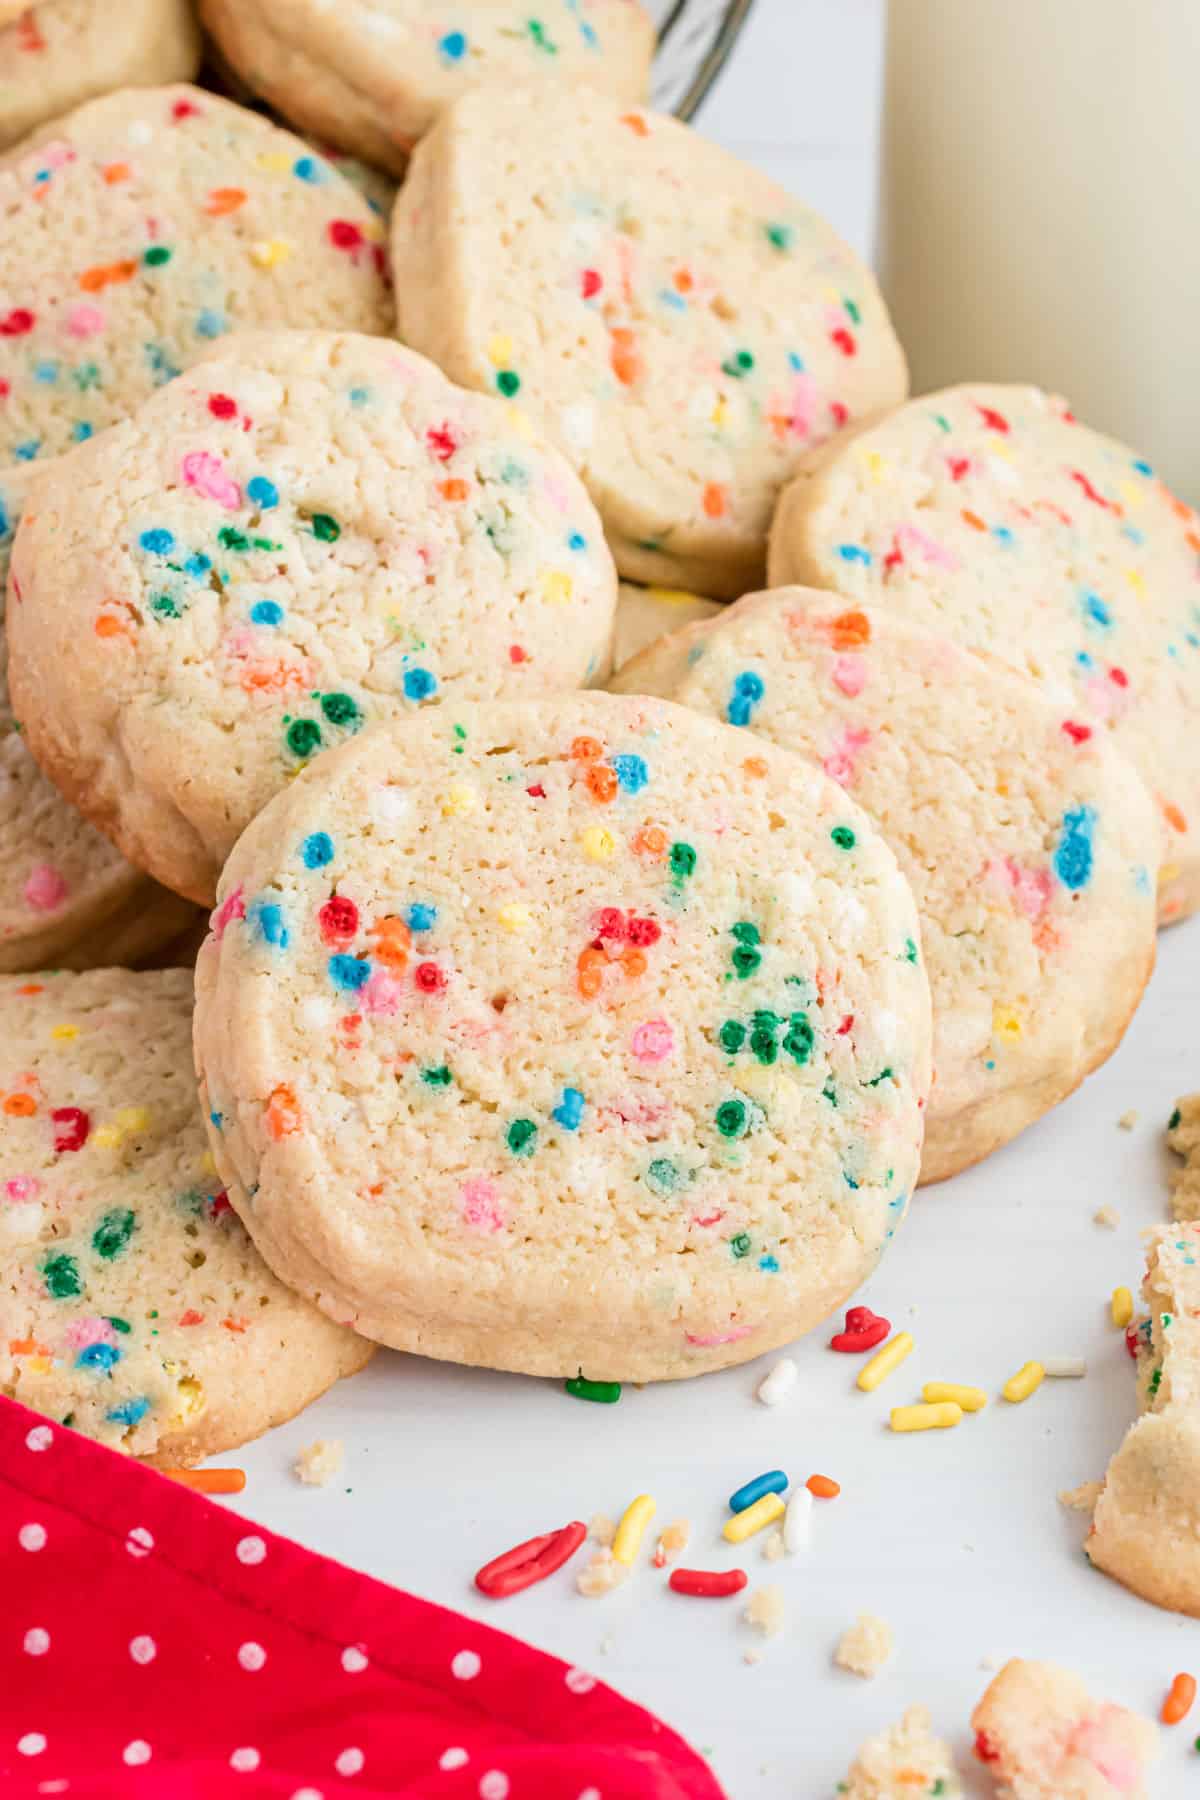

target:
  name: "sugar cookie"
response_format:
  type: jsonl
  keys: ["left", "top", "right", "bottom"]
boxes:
{"left": 839, "top": 1706, "right": 960, "bottom": 1799}
{"left": 971, "top": 1659, "right": 1156, "bottom": 1798}
{"left": 612, "top": 583, "right": 722, "bottom": 677}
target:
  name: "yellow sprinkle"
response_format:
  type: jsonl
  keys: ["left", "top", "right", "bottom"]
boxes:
{"left": 168, "top": 1375, "right": 207, "bottom": 1429}
{"left": 1118, "top": 479, "right": 1144, "bottom": 510}
{"left": 723, "top": 1492, "right": 786, "bottom": 1544}
{"left": 890, "top": 1401, "right": 963, "bottom": 1433}
{"left": 50, "top": 1023, "right": 79, "bottom": 1040}
{"left": 1002, "top": 1360, "right": 1045, "bottom": 1404}
{"left": 612, "top": 1493, "right": 656, "bottom": 1565}
{"left": 992, "top": 1004, "right": 1022, "bottom": 1043}
{"left": 540, "top": 570, "right": 573, "bottom": 606}
{"left": 440, "top": 783, "right": 477, "bottom": 818}
{"left": 711, "top": 398, "right": 727, "bottom": 429}
{"left": 255, "top": 151, "right": 292, "bottom": 173}
{"left": 92, "top": 1125, "right": 121, "bottom": 1149}
{"left": 580, "top": 825, "right": 616, "bottom": 863}
{"left": 988, "top": 438, "right": 1015, "bottom": 460}
{"left": 856, "top": 1331, "right": 914, "bottom": 1393}
{"left": 249, "top": 238, "right": 293, "bottom": 268}
{"left": 646, "top": 587, "right": 701, "bottom": 607}
{"left": 363, "top": 218, "right": 384, "bottom": 244}
{"left": 1159, "top": 863, "right": 1181, "bottom": 888}
{"left": 922, "top": 1381, "right": 987, "bottom": 1413}
{"left": 496, "top": 903, "right": 530, "bottom": 931}
{"left": 200, "top": 1151, "right": 217, "bottom": 1177}
{"left": 487, "top": 333, "right": 513, "bottom": 368}
{"left": 1111, "top": 1286, "right": 1134, "bottom": 1328}
{"left": 113, "top": 1106, "right": 150, "bottom": 1136}
{"left": 863, "top": 450, "right": 888, "bottom": 482}
{"left": 506, "top": 405, "right": 533, "bottom": 439}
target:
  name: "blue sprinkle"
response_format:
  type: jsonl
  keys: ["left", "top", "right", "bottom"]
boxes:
{"left": 1133, "top": 458, "right": 1153, "bottom": 475}
{"left": 185, "top": 552, "right": 212, "bottom": 578}
{"left": 139, "top": 528, "right": 175, "bottom": 555}
{"left": 727, "top": 669, "right": 764, "bottom": 728}
{"left": 580, "top": 19, "right": 597, "bottom": 45}
{"left": 251, "top": 599, "right": 284, "bottom": 627}
{"left": 611, "top": 753, "right": 648, "bottom": 794}
{"left": 252, "top": 901, "right": 289, "bottom": 949}
{"left": 1054, "top": 805, "right": 1097, "bottom": 891}
{"left": 77, "top": 1343, "right": 121, "bottom": 1371}
{"left": 1081, "top": 591, "right": 1113, "bottom": 631}
{"left": 348, "top": 386, "right": 370, "bottom": 407}
{"left": 844, "top": 1173, "right": 859, "bottom": 1189}
{"left": 14, "top": 441, "right": 40, "bottom": 462}
{"left": 1121, "top": 524, "right": 1145, "bottom": 545}
{"left": 292, "top": 155, "right": 324, "bottom": 183}
{"left": 33, "top": 361, "right": 59, "bottom": 384}
{"left": 552, "top": 1087, "right": 585, "bottom": 1131}
{"left": 658, "top": 288, "right": 687, "bottom": 311}
{"left": 209, "top": 1110, "right": 225, "bottom": 1131}
{"left": 1133, "top": 864, "right": 1152, "bottom": 894}
{"left": 0, "top": 499, "right": 8, "bottom": 542}
{"left": 246, "top": 475, "right": 279, "bottom": 510}
{"left": 991, "top": 525, "right": 1014, "bottom": 545}
{"left": 758, "top": 1253, "right": 780, "bottom": 1273}
{"left": 34, "top": 167, "right": 52, "bottom": 184}
{"left": 439, "top": 28, "right": 467, "bottom": 60}
{"left": 329, "top": 953, "right": 370, "bottom": 991}
{"left": 301, "top": 831, "right": 334, "bottom": 869}
{"left": 1075, "top": 650, "right": 1095, "bottom": 670}
{"left": 406, "top": 903, "right": 437, "bottom": 933}
{"left": 107, "top": 1396, "right": 150, "bottom": 1426}
{"left": 836, "top": 543, "right": 872, "bottom": 565}
{"left": 568, "top": 531, "right": 587, "bottom": 551}
{"left": 403, "top": 666, "right": 438, "bottom": 701}
{"left": 71, "top": 421, "right": 94, "bottom": 442}
{"left": 195, "top": 308, "right": 228, "bottom": 339}
{"left": 729, "top": 1469, "right": 787, "bottom": 1513}
{"left": 788, "top": 351, "right": 806, "bottom": 371}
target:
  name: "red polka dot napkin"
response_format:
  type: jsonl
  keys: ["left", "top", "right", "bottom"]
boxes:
{"left": 1, "top": 1397, "right": 724, "bottom": 1799}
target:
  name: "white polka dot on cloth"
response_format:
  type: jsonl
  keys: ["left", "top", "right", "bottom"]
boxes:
{"left": 577, "top": 1789, "right": 602, "bottom": 1800}
{"left": 128, "top": 1635, "right": 157, "bottom": 1665}
{"left": 123, "top": 1741, "right": 152, "bottom": 1767}
{"left": 564, "top": 1668, "right": 596, "bottom": 1695}
{"left": 439, "top": 1749, "right": 469, "bottom": 1772}
{"left": 24, "top": 1425, "right": 53, "bottom": 1453}
{"left": 36, "top": 1781, "right": 69, "bottom": 1795}
{"left": 340, "top": 1645, "right": 368, "bottom": 1674}
{"left": 450, "top": 1649, "right": 481, "bottom": 1681}
{"left": 479, "top": 1773, "right": 509, "bottom": 1800}
{"left": 125, "top": 1525, "right": 154, "bottom": 1559}
{"left": 334, "top": 1748, "right": 364, "bottom": 1777}
{"left": 17, "top": 1733, "right": 47, "bottom": 1756}
{"left": 18, "top": 1522, "right": 47, "bottom": 1552}
{"left": 235, "top": 1535, "right": 267, "bottom": 1566}
{"left": 291, "top": 1790, "right": 323, "bottom": 1800}
{"left": 23, "top": 1628, "right": 50, "bottom": 1656}
{"left": 237, "top": 1642, "right": 266, "bottom": 1672}
{"left": 230, "top": 1747, "right": 261, "bottom": 1772}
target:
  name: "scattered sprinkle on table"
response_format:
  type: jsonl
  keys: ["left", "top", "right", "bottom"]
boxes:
{"left": 668, "top": 1567, "right": 748, "bottom": 1599}
{"left": 857, "top": 1330, "right": 914, "bottom": 1391}
{"left": 729, "top": 1469, "right": 788, "bottom": 1513}
{"left": 565, "top": 1374, "right": 622, "bottom": 1403}
{"left": 755, "top": 1357, "right": 797, "bottom": 1406}
{"left": 612, "top": 1493, "right": 656, "bottom": 1565}
{"left": 161, "top": 1467, "right": 245, "bottom": 1495}
{"left": 723, "top": 1492, "right": 785, "bottom": 1544}
{"left": 1162, "top": 1672, "right": 1196, "bottom": 1725}
{"left": 807, "top": 1474, "right": 841, "bottom": 1499}
{"left": 1042, "top": 1357, "right": 1087, "bottom": 1379}
{"left": 1002, "top": 1361, "right": 1045, "bottom": 1403}
{"left": 474, "top": 1520, "right": 587, "bottom": 1598}
{"left": 922, "top": 1381, "right": 987, "bottom": 1412}
{"left": 890, "top": 1401, "right": 963, "bottom": 1433}
{"left": 1111, "top": 1286, "right": 1134, "bottom": 1327}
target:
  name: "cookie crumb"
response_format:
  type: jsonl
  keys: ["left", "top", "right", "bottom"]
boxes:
{"left": 835, "top": 1613, "right": 894, "bottom": 1678}
{"left": 293, "top": 1438, "right": 344, "bottom": 1486}
{"left": 762, "top": 1529, "right": 786, "bottom": 1562}
{"left": 576, "top": 1548, "right": 628, "bottom": 1597}
{"left": 1093, "top": 1203, "right": 1120, "bottom": 1229}
{"left": 1117, "top": 1109, "right": 1139, "bottom": 1130}
{"left": 652, "top": 1519, "right": 690, "bottom": 1567}
{"left": 837, "top": 1704, "right": 960, "bottom": 1798}
{"left": 1058, "top": 1479, "right": 1103, "bottom": 1512}
{"left": 743, "top": 1585, "right": 785, "bottom": 1638}
{"left": 743, "top": 1648, "right": 764, "bottom": 1666}
{"left": 588, "top": 1512, "right": 615, "bottom": 1546}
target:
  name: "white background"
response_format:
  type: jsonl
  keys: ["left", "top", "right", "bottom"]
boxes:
{"left": 233, "top": 9, "right": 1200, "bottom": 1795}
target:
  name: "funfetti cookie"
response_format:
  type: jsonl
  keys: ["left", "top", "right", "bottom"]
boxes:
{"left": 0, "top": 463, "right": 196, "bottom": 972}
{"left": 8, "top": 330, "right": 617, "bottom": 905}
{"left": 1087, "top": 1224, "right": 1200, "bottom": 1616}
{"left": 0, "top": 1, "right": 200, "bottom": 151}
{"left": 200, "top": 0, "right": 656, "bottom": 175}
{"left": 768, "top": 384, "right": 1200, "bottom": 924}
{"left": 1, "top": 969, "right": 372, "bottom": 1465}
{"left": 193, "top": 693, "right": 932, "bottom": 1383}
{"left": 971, "top": 1660, "right": 1157, "bottom": 1798}
{"left": 391, "top": 86, "right": 908, "bottom": 599}
{"left": 839, "top": 1707, "right": 960, "bottom": 1800}
{"left": 0, "top": 85, "right": 391, "bottom": 466}
{"left": 611, "top": 590, "right": 1159, "bottom": 1183}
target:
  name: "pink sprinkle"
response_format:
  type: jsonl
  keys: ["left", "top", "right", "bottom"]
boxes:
{"left": 896, "top": 523, "right": 959, "bottom": 570}
{"left": 822, "top": 726, "right": 871, "bottom": 788}
{"left": 541, "top": 471, "right": 571, "bottom": 514}
{"left": 23, "top": 864, "right": 67, "bottom": 913}
{"left": 66, "top": 303, "right": 106, "bottom": 338}
{"left": 211, "top": 885, "right": 246, "bottom": 940}
{"left": 630, "top": 1017, "right": 674, "bottom": 1064}
{"left": 64, "top": 1316, "right": 117, "bottom": 1351}
{"left": 786, "top": 370, "right": 818, "bottom": 439}
{"left": 1070, "top": 1716, "right": 1140, "bottom": 1793}
{"left": 5, "top": 1176, "right": 39, "bottom": 1203}
{"left": 182, "top": 450, "right": 242, "bottom": 510}
{"left": 360, "top": 972, "right": 403, "bottom": 1016}
{"left": 460, "top": 1177, "right": 505, "bottom": 1234}
{"left": 985, "top": 857, "right": 1052, "bottom": 921}
{"left": 831, "top": 653, "right": 866, "bottom": 697}
{"left": 685, "top": 1324, "right": 757, "bottom": 1348}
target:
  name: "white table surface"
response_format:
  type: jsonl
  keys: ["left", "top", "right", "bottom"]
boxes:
{"left": 228, "top": 12, "right": 1200, "bottom": 1795}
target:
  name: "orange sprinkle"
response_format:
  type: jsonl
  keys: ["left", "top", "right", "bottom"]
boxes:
{"left": 3, "top": 1092, "right": 37, "bottom": 1117}
{"left": 1186, "top": 530, "right": 1200, "bottom": 555}
{"left": 204, "top": 186, "right": 247, "bottom": 216}
{"left": 162, "top": 1468, "right": 246, "bottom": 1495}
{"left": 743, "top": 756, "right": 767, "bottom": 779}
{"left": 238, "top": 663, "right": 307, "bottom": 696}
{"left": 178, "top": 1310, "right": 204, "bottom": 1327}
{"left": 9, "top": 1339, "right": 49, "bottom": 1357}
{"left": 438, "top": 478, "right": 469, "bottom": 502}
{"left": 370, "top": 916, "right": 411, "bottom": 969}
{"left": 576, "top": 946, "right": 606, "bottom": 999}
{"left": 94, "top": 611, "right": 134, "bottom": 641}
{"left": 609, "top": 327, "right": 642, "bottom": 387}
{"left": 632, "top": 824, "right": 667, "bottom": 860}
{"left": 961, "top": 508, "right": 988, "bottom": 532}
{"left": 16, "top": 14, "right": 45, "bottom": 50}
{"left": 829, "top": 608, "right": 871, "bottom": 649}
{"left": 570, "top": 735, "right": 603, "bottom": 763}
{"left": 16, "top": 984, "right": 43, "bottom": 996}
{"left": 702, "top": 482, "right": 728, "bottom": 520}
{"left": 221, "top": 1317, "right": 248, "bottom": 1334}
{"left": 264, "top": 1083, "right": 301, "bottom": 1140}
{"left": 101, "top": 162, "right": 131, "bottom": 185}
{"left": 78, "top": 259, "right": 138, "bottom": 293}
{"left": 1162, "top": 800, "right": 1189, "bottom": 835}
{"left": 1162, "top": 1672, "right": 1196, "bottom": 1725}
{"left": 806, "top": 1474, "right": 841, "bottom": 1499}
{"left": 673, "top": 269, "right": 694, "bottom": 294}
{"left": 586, "top": 763, "right": 618, "bottom": 804}
{"left": 620, "top": 112, "right": 650, "bottom": 137}
{"left": 621, "top": 947, "right": 647, "bottom": 979}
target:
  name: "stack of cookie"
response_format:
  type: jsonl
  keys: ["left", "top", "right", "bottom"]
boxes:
{"left": 1, "top": 4, "right": 1195, "bottom": 1475}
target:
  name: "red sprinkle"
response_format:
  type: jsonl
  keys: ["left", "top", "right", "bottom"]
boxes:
{"left": 626, "top": 916, "right": 661, "bottom": 947}
{"left": 51, "top": 1107, "right": 90, "bottom": 1154}
{"left": 668, "top": 1567, "right": 748, "bottom": 1599}
{"left": 426, "top": 423, "right": 458, "bottom": 463}
{"left": 526, "top": 783, "right": 545, "bottom": 799}
{"left": 976, "top": 405, "right": 1009, "bottom": 434}
{"left": 1109, "top": 666, "right": 1129, "bottom": 688}
{"left": 829, "top": 1305, "right": 890, "bottom": 1353}
{"left": 475, "top": 1520, "right": 586, "bottom": 1598}
{"left": 414, "top": 961, "right": 446, "bottom": 994}
{"left": 328, "top": 219, "right": 364, "bottom": 251}
{"left": 318, "top": 895, "right": 359, "bottom": 944}
{"left": 1061, "top": 720, "right": 1093, "bottom": 744}
{"left": 1125, "top": 1325, "right": 1141, "bottom": 1360}
{"left": 836, "top": 1014, "right": 854, "bottom": 1036}
{"left": 207, "top": 392, "right": 237, "bottom": 420}
{"left": 974, "top": 1730, "right": 1000, "bottom": 1764}
{"left": 1070, "top": 468, "right": 1117, "bottom": 511}
{"left": 171, "top": 98, "right": 201, "bottom": 121}
{"left": 0, "top": 308, "right": 35, "bottom": 337}
{"left": 508, "top": 645, "right": 528, "bottom": 663}
{"left": 581, "top": 269, "right": 603, "bottom": 300}
{"left": 829, "top": 401, "right": 849, "bottom": 427}
{"left": 947, "top": 455, "right": 971, "bottom": 481}
{"left": 830, "top": 327, "right": 857, "bottom": 357}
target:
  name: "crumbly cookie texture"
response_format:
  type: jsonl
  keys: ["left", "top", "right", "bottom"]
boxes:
{"left": 610, "top": 584, "right": 723, "bottom": 680}
{"left": 200, "top": 0, "right": 655, "bottom": 175}
{"left": 1087, "top": 1223, "right": 1200, "bottom": 1614}
{"left": 0, "top": 463, "right": 195, "bottom": 972}
{"left": 971, "top": 1659, "right": 1157, "bottom": 1799}
{"left": 0, "top": 84, "right": 391, "bottom": 466}
{"left": 612, "top": 589, "right": 1158, "bottom": 1183}
{"left": 9, "top": 330, "right": 616, "bottom": 905}
{"left": 769, "top": 384, "right": 1200, "bottom": 924}
{"left": 0, "top": 970, "right": 372, "bottom": 1465}
{"left": 392, "top": 86, "right": 907, "bottom": 599}
{"left": 1167, "top": 1095, "right": 1200, "bottom": 1220}
{"left": 294, "top": 1437, "right": 344, "bottom": 1485}
{"left": 0, "top": 0, "right": 200, "bottom": 150}
{"left": 836, "top": 1706, "right": 959, "bottom": 1798}
{"left": 194, "top": 692, "right": 931, "bottom": 1383}
{"left": 834, "top": 1613, "right": 894, "bottom": 1679}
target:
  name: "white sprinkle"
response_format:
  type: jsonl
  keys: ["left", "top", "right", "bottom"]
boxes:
{"left": 756, "top": 1357, "right": 797, "bottom": 1407}
{"left": 371, "top": 785, "right": 410, "bottom": 824}
{"left": 559, "top": 404, "right": 596, "bottom": 453}
{"left": 782, "top": 1486, "right": 813, "bottom": 1554}
{"left": 126, "top": 120, "right": 152, "bottom": 145}
{"left": 1042, "top": 1357, "right": 1087, "bottom": 1379}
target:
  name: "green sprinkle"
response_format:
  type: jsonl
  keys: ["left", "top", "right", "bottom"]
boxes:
{"left": 105, "top": 1316, "right": 132, "bottom": 1334}
{"left": 784, "top": 1012, "right": 814, "bottom": 1065}
{"left": 750, "top": 1012, "right": 780, "bottom": 1064}
{"left": 506, "top": 1117, "right": 537, "bottom": 1156}
{"left": 932, "top": 412, "right": 951, "bottom": 433}
{"left": 719, "top": 1020, "right": 746, "bottom": 1055}
{"left": 729, "top": 1232, "right": 752, "bottom": 1259}
{"left": 143, "top": 245, "right": 172, "bottom": 266}
{"left": 932, "top": 1785, "right": 947, "bottom": 1797}
{"left": 1170, "top": 1107, "right": 1182, "bottom": 1130}
{"left": 1149, "top": 1366, "right": 1162, "bottom": 1396}
{"left": 822, "top": 1081, "right": 839, "bottom": 1107}
{"left": 715, "top": 1098, "right": 747, "bottom": 1139}
{"left": 527, "top": 17, "right": 557, "bottom": 51}
{"left": 843, "top": 296, "right": 861, "bottom": 324}
{"left": 866, "top": 1066, "right": 895, "bottom": 1087}
{"left": 496, "top": 369, "right": 521, "bottom": 397}
{"left": 721, "top": 350, "right": 755, "bottom": 379}
{"left": 453, "top": 723, "right": 467, "bottom": 754}
{"left": 218, "top": 526, "right": 250, "bottom": 551}
{"left": 43, "top": 1253, "right": 83, "bottom": 1299}
{"left": 669, "top": 841, "right": 696, "bottom": 885}
{"left": 731, "top": 944, "right": 762, "bottom": 979}
{"left": 831, "top": 825, "right": 856, "bottom": 850}
{"left": 92, "top": 1208, "right": 136, "bottom": 1260}
{"left": 765, "top": 223, "right": 793, "bottom": 252}
{"left": 731, "top": 921, "right": 760, "bottom": 945}
{"left": 421, "top": 1065, "right": 452, "bottom": 1087}
{"left": 151, "top": 594, "right": 181, "bottom": 618}
{"left": 904, "top": 937, "right": 919, "bottom": 964}
{"left": 320, "top": 691, "right": 360, "bottom": 727}
{"left": 310, "top": 512, "right": 341, "bottom": 542}
{"left": 565, "top": 1374, "right": 621, "bottom": 1403}
{"left": 286, "top": 717, "right": 322, "bottom": 758}
{"left": 645, "top": 1157, "right": 681, "bottom": 1196}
